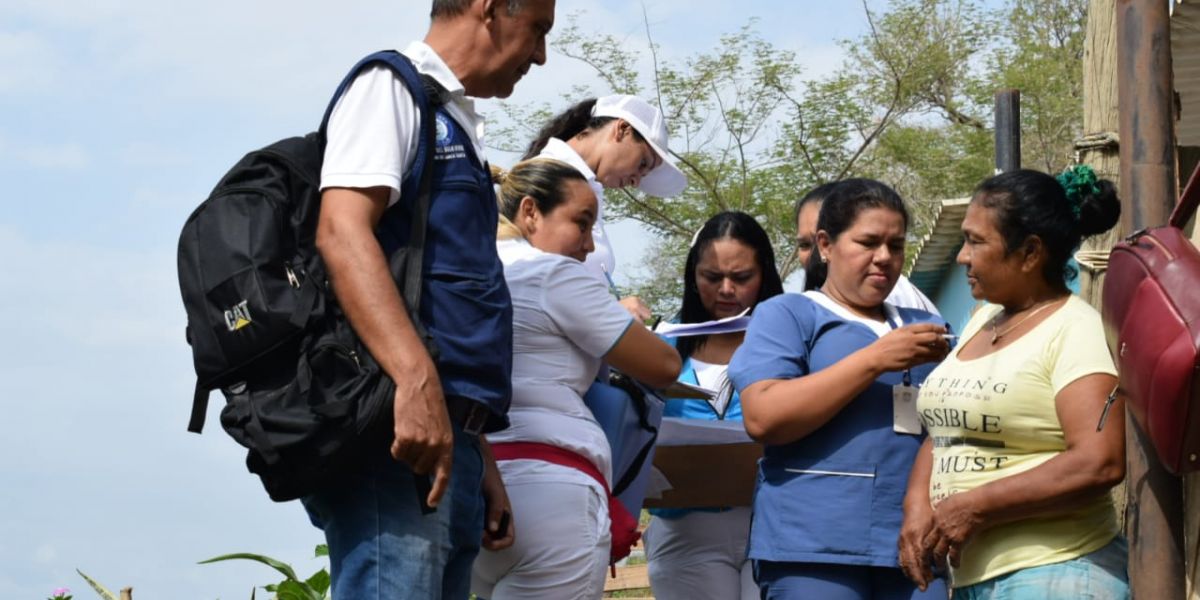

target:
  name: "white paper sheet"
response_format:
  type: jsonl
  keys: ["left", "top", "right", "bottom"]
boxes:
{"left": 654, "top": 308, "right": 752, "bottom": 337}
{"left": 644, "top": 466, "right": 673, "bottom": 499}
{"left": 657, "top": 417, "right": 754, "bottom": 446}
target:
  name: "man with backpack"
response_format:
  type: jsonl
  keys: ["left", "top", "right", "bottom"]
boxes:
{"left": 305, "top": 0, "right": 556, "bottom": 597}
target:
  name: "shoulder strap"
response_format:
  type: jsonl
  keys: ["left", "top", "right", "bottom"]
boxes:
{"left": 319, "top": 50, "right": 449, "bottom": 320}
{"left": 1171, "top": 161, "right": 1200, "bottom": 229}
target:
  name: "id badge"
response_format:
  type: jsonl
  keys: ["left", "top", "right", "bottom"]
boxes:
{"left": 893, "top": 384, "right": 922, "bottom": 435}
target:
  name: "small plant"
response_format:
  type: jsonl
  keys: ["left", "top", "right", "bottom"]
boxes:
{"left": 48, "top": 587, "right": 73, "bottom": 600}
{"left": 201, "top": 544, "right": 331, "bottom": 600}
{"left": 75, "top": 570, "right": 125, "bottom": 600}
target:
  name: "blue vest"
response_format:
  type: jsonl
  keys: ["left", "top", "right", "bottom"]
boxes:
{"left": 379, "top": 107, "right": 512, "bottom": 431}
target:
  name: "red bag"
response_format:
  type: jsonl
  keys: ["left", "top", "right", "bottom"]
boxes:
{"left": 1102, "top": 164, "right": 1200, "bottom": 474}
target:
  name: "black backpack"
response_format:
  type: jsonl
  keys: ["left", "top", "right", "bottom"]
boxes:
{"left": 177, "top": 51, "right": 446, "bottom": 501}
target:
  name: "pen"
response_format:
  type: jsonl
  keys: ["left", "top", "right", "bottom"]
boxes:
{"left": 600, "top": 262, "right": 621, "bottom": 300}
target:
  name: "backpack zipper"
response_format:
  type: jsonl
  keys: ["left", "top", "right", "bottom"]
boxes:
{"left": 285, "top": 263, "right": 300, "bottom": 288}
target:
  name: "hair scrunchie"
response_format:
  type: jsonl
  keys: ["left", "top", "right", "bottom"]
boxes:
{"left": 1056, "top": 164, "right": 1100, "bottom": 219}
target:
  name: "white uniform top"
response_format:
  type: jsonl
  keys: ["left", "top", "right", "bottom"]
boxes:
{"left": 782, "top": 270, "right": 941, "bottom": 316}
{"left": 320, "top": 41, "right": 488, "bottom": 206}
{"left": 487, "top": 238, "right": 635, "bottom": 485}
{"left": 535, "top": 138, "right": 617, "bottom": 283}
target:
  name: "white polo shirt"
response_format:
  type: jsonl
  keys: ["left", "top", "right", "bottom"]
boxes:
{"left": 536, "top": 138, "right": 618, "bottom": 282}
{"left": 320, "top": 41, "right": 488, "bottom": 206}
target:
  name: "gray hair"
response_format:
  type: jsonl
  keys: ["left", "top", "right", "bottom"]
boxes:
{"left": 431, "top": 0, "right": 524, "bottom": 19}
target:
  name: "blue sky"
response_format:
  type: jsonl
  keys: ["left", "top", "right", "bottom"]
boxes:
{"left": 0, "top": 1, "right": 902, "bottom": 597}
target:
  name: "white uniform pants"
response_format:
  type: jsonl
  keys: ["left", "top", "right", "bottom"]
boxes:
{"left": 645, "top": 507, "right": 757, "bottom": 600}
{"left": 471, "top": 463, "right": 611, "bottom": 600}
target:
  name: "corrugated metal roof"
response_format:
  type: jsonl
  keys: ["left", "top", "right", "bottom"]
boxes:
{"left": 906, "top": 197, "right": 971, "bottom": 297}
{"left": 1174, "top": 0, "right": 1200, "bottom": 145}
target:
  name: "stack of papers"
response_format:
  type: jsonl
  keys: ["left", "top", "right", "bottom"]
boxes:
{"left": 654, "top": 308, "right": 752, "bottom": 337}
{"left": 657, "top": 417, "right": 754, "bottom": 446}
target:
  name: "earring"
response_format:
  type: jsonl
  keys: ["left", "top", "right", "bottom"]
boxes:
{"left": 820, "top": 255, "right": 828, "bottom": 263}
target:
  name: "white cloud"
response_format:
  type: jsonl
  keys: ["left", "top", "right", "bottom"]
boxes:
{"left": 0, "top": 225, "right": 178, "bottom": 349}
{"left": 118, "top": 141, "right": 188, "bottom": 168}
{"left": 17, "top": 141, "right": 90, "bottom": 169}
{"left": 0, "top": 30, "right": 60, "bottom": 94}
{"left": 33, "top": 543, "right": 57, "bottom": 565}
{"left": 0, "top": 133, "right": 91, "bottom": 170}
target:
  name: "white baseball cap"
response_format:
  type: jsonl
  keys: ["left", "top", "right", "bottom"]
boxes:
{"left": 592, "top": 95, "right": 688, "bottom": 197}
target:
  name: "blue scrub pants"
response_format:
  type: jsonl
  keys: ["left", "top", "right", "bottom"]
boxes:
{"left": 754, "top": 560, "right": 949, "bottom": 600}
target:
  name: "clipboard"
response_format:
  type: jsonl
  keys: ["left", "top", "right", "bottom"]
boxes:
{"left": 642, "top": 442, "right": 762, "bottom": 508}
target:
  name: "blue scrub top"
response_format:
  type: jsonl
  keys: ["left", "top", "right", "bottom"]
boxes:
{"left": 728, "top": 293, "right": 947, "bottom": 567}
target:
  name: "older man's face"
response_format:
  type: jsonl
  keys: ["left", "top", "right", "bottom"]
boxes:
{"left": 479, "top": 0, "right": 555, "bottom": 98}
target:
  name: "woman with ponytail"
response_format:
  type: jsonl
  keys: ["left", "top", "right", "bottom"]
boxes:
{"left": 472, "top": 159, "right": 681, "bottom": 600}
{"left": 523, "top": 95, "right": 688, "bottom": 318}
{"left": 899, "top": 167, "right": 1129, "bottom": 599}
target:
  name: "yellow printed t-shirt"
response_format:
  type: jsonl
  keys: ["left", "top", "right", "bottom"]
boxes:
{"left": 915, "top": 295, "right": 1118, "bottom": 587}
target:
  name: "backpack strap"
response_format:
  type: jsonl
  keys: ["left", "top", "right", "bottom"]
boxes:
{"left": 319, "top": 51, "right": 446, "bottom": 347}
{"left": 608, "top": 373, "right": 662, "bottom": 497}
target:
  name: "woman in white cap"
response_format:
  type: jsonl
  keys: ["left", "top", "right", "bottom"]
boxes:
{"left": 523, "top": 95, "right": 688, "bottom": 318}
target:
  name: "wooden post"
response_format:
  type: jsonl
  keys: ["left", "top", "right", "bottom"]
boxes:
{"left": 1116, "top": 1, "right": 1186, "bottom": 599}
{"left": 1077, "top": 0, "right": 1122, "bottom": 311}
{"left": 994, "top": 90, "right": 1021, "bottom": 173}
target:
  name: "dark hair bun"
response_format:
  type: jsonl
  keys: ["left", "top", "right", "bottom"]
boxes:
{"left": 1077, "top": 178, "right": 1121, "bottom": 237}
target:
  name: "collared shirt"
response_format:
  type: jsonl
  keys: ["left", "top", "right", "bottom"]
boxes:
{"left": 321, "top": 41, "right": 487, "bottom": 205}
{"left": 536, "top": 138, "right": 618, "bottom": 282}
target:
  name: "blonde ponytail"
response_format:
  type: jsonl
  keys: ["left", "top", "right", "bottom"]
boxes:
{"left": 494, "top": 158, "right": 587, "bottom": 240}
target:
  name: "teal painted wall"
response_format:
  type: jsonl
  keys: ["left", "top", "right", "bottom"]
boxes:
{"left": 931, "top": 262, "right": 978, "bottom": 335}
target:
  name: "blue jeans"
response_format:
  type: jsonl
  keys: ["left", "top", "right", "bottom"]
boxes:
{"left": 303, "top": 425, "right": 485, "bottom": 600}
{"left": 754, "top": 561, "right": 948, "bottom": 600}
{"left": 954, "top": 537, "right": 1129, "bottom": 600}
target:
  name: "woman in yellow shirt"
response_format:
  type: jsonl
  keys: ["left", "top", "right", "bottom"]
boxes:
{"left": 898, "top": 167, "right": 1127, "bottom": 599}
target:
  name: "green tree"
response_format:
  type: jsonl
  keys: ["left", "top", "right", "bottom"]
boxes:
{"left": 988, "top": 0, "right": 1087, "bottom": 173}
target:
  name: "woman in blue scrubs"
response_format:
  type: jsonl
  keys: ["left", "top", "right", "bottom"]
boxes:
{"left": 729, "top": 179, "right": 952, "bottom": 599}
{"left": 644, "top": 211, "right": 784, "bottom": 600}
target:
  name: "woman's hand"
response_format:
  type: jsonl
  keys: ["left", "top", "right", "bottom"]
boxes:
{"left": 899, "top": 501, "right": 936, "bottom": 590}
{"left": 923, "top": 490, "right": 986, "bottom": 570}
{"left": 899, "top": 439, "right": 937, "bottom": 590}
{"left": 618, "top": 296, "right": 652, "bottom": 321}
{"left": 869, "top": 323, "right": 949, "bottom": 372}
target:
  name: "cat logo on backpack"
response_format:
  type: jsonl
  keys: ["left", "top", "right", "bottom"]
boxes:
{"left": 223, "top": 300, "right": 253, "bottom": 332}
